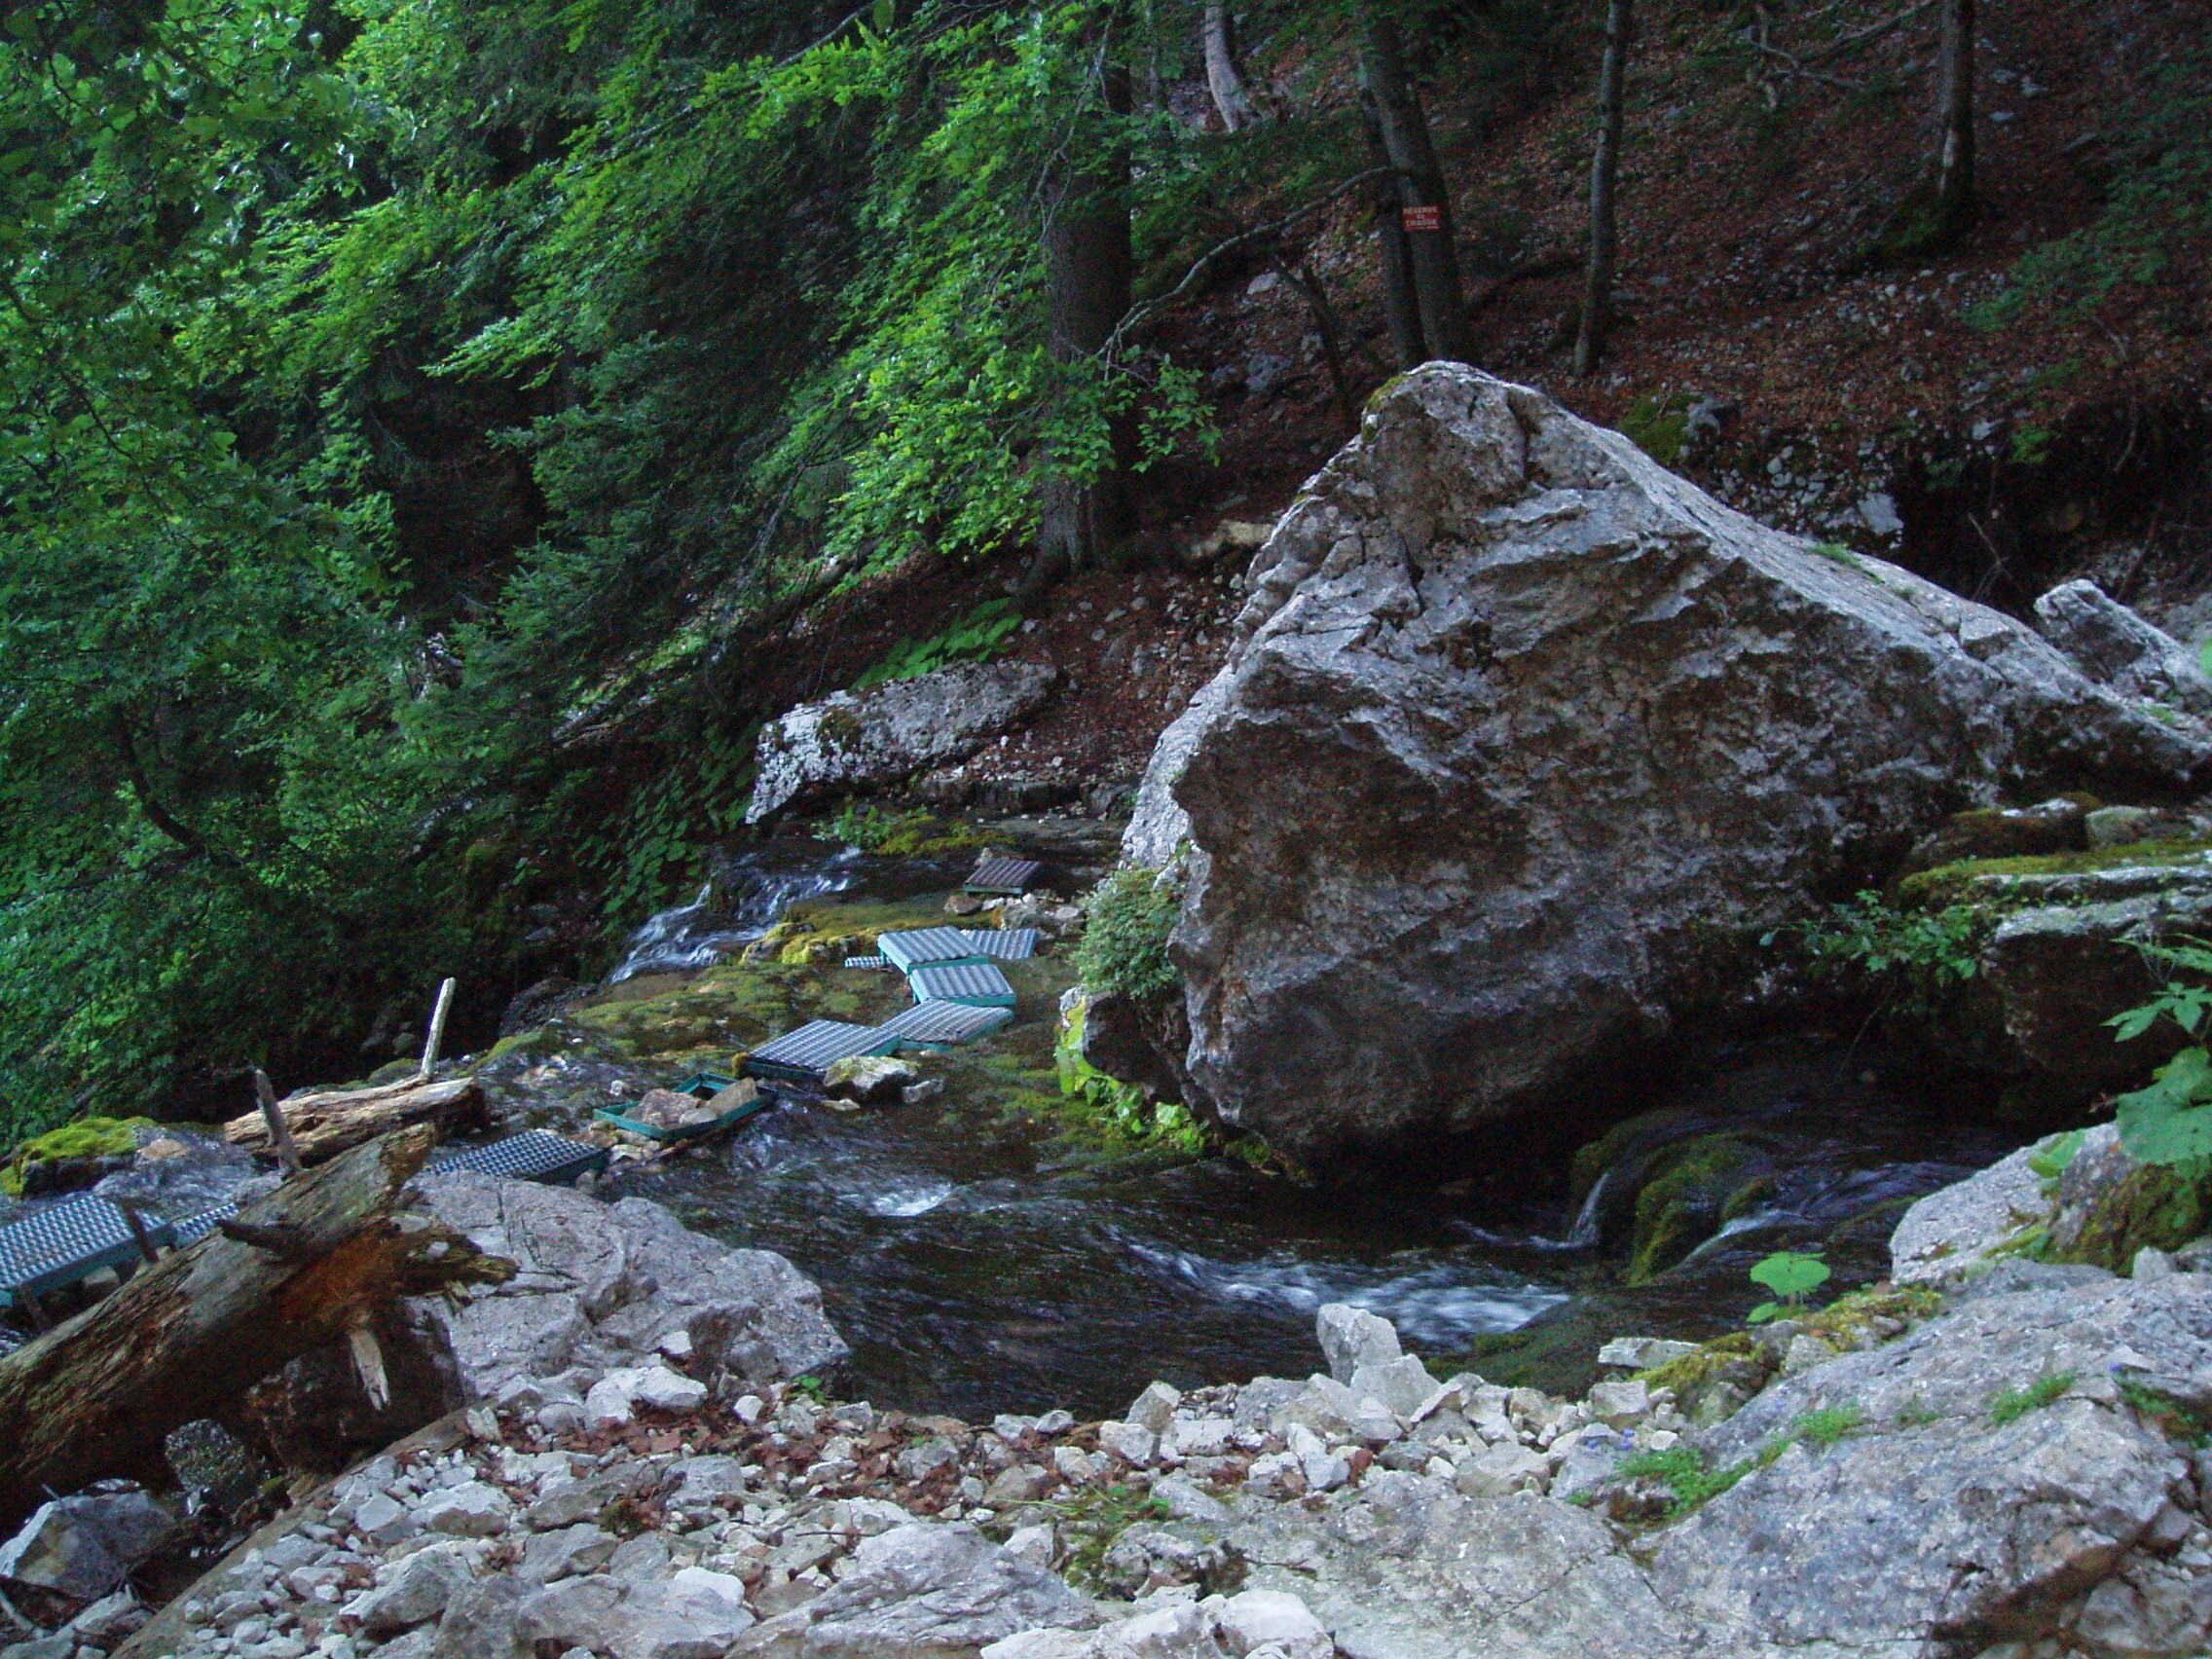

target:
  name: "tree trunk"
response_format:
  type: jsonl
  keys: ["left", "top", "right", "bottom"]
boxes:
{"left": 0, "top": 1126, "right": 514, "bottom": 1524}
{"left": 224, "top": 1075, "right": 490, "bottom": 1165}
{"left": 1034, "top": 13, "right": 1135, "bottom": 588}
{"left": 1574, "top": 0, "right": 1632, "bottom": 377}
{"left": 1362, "top": 84, "right": 1426, "bottom": 366}
{"left": 1355, "top": 6, "right": 1469, "bottom": 364}
{"left": 1201, "top": 3, "right": 1259, "bottom": 131}
{"left": 1932, "top": 0, "right": 1974, "bottom": 231}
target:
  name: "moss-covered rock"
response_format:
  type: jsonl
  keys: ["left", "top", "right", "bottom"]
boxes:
{"left": 1898, "top": 835, "right": 2212, "bottom": 910}
{"left": 1625, "top": 1133, "right": 1761, "bottom": 1285}
{"left": 745, "top": 896, "right": 955, "bottom": 968}
{"left": 2, "top": 1116, "right": 159, "bottom": 1197}
{"left": 2047, "top": 1128, "right": 2212, "bottom": 1272}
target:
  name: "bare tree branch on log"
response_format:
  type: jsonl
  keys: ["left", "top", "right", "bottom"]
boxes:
{"left": 0, "top": 1127, "right": 513, "bottom": 1525}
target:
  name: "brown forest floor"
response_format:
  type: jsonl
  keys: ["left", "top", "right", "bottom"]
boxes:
{"left": 756, "top": 0, "right": 2211, "bottom": 792}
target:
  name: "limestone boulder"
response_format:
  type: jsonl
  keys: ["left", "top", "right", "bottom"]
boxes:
{"left": 1649, "top": 1269, "right": 2212, "bottom": 1654}
{"left": 1128, "top": 364, "right": 2211, "bottom": 1158}
{"left": 411, "top": 1172, "right": 846, "bottom": 1400}
{"left": 747, "top": 662, "right": 1060, "bottom": 823}
{"left": 2034, "top": 578, "right": 2212, "bottom": 721}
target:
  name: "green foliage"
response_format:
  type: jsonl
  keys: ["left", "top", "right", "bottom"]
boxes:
{"left": 788, "top": 1375, "right": 830, "bottom": 1405}
{"left": 1055, "top": 996, "right": 1205, "bottom": 1156}
{"left": 1074, "top": 867, "right": 1182, "bottom": 1002}
{"left": 1747, "top": 1249, "right": 1830, "bottom": 1323}
{"left": 2106, "top": 939, "right": 2212, "bottom": 1168}
{"left": 2027, "top": 1128, "right": 2088, "bottom": 1185}
{"left": 1775, "top": 891, "right": 1989, "bottom": 1014}
{"left": 823, "top": 803, "right": 988, "bottom": 858}
{"left": 1988, "top": 1369, "right": 2077, "bottom": 1425}
{"left": 1974, "top": 52, "right": 2212, "bottom": 328}
{"left": 853, "top": 600, "right": 1023, "bottom": 689}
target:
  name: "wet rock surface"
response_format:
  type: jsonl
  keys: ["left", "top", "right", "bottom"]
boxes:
{"left": 1129, "top": 364, "right": 2212, "bottom": 1160}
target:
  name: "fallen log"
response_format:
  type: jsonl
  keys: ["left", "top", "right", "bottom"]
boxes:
{"left": 223, "top": 1074, "right": 489, "bottom": 1164}
{"left": 0, "top": 1126, "right": 513, "bottom": 1526}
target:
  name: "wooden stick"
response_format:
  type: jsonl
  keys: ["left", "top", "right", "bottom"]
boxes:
{"left": 418, "top": 977, "right": 457, "bottom": 1081}
{"left": 113, "top": 1199, "right": 162, "bottom": 1266}
{"left": 254, "top": 1068, "right": 305, "bottom": 1176}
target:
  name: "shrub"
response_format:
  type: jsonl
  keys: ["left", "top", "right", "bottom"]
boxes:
{"left": 1075, "top": 867, "right": 1182, "bottom": 1002}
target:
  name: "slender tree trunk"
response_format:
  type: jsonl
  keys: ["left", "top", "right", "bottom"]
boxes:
{"left": 1574, "top": 0, "right": 1632, "bottom": 377}
{"left": 1035, "top": 15, "right": 1135, "bottom": 587}
{"left": 1931, "top": 0, "right": 1974, "bottom": 230}
{"left": 1361, "top": 85, "right": 1426, "bottom": 366}
{"left": 1355, "top": 6, "right": 1469, "bottom": 365}
{"left": 1201, "top": 3, "right": 1258, "bottom": 131}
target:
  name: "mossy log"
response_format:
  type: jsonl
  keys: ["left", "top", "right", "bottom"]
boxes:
{"left": 223, "top": 1075, "right": 489, "bottom": 1164}
{"left": 0, "top": 1126, "right": 514, "bottom": 1525}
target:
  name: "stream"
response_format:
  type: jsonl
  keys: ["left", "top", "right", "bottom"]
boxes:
{"left": 587, "top": 1041, "right": 2009, "bottom": 1419}
{"left": 535, "top": 862, "right": 2019, "bottom": 1420}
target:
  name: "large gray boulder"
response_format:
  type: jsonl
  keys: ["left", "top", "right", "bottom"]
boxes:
{"left": 746, "top": 662, "right": 1060, "bottom": 822}
{"left": 1649, "top": 1268, "right": 2212, "bottom": 1656}
{"left": 2035, "top": 578, "right": 2212, "bottom": 721}
{"left": 411, "top": 1173, "right": 846, "bottom": 1400}
{"left": 0, "top": 1492, "right": 176, "bottom": 1602}
{"left": 1128, "top": 364, "right": 2211, "bottom": 1158}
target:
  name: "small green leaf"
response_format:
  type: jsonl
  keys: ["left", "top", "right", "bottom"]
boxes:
{"left": 1749, "top": 1250, "right": 1831, "bottom": 1300}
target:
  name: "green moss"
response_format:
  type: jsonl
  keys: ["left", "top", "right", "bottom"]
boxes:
{"left": 2, "top": 1116, "right": 158, "bottom": 1196}
{"left": 1899, "top": 836, "right": 2212, "bottom": 909}
{"left": 2046, "top": 1158, "right": 2212, "bottom": 1272}
{"left": 746, "top": 895, "right": 954, "bottom": 968}
{"left": 570, "top": 953, "right": 911, "bottom": 1062}
{"left": 1622, "top": 392, "right": 1696, "bottom": 466}
{"left": 1639, "top": 1331, "right": 1763, "bottom": 1399}
{"left": 1625, "top": 1134, "right": 1754, "bottom": 1284}
{"left": 1797, "top": 1283, "right": 1942, "bottom": 1349}
{"left": 478, "top": 1026, "right": 567, "bottom": 1068}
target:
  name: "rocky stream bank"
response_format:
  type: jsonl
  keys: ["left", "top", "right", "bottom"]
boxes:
{"left": 11, "top": 1138, "right": 2212, "bottom": 1659}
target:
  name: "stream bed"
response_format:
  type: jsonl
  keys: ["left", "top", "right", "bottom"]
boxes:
{"left": 558, "top": 1031, "right": 2014, "bottom": 1419}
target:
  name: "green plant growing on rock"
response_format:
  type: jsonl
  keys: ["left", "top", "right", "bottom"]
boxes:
{"left": 1615, "top": 1445, "right": 1751, "bottom": 1520}
{"left": 1747, "top": 1249, "right": 1830, "bottom": 1323}
{"left": 825, "top": 802, "right": 989, "bottom": 858}
{"left": 1789, "top": 1404, "right": 1863, "bottom": 1447}
{"left": 1074, "top": 867, "right": 1182, "bottom": 1002}
{"left": 2117, "top": 1376, "right": 2212, "bottom": 1446}
{"left": 1988, "top": 1369, "right": 2077, "bottom": 1425}
{"left": 1775, "top": 892, "right": 1988, "bottom": 1015}
{"left": 2106, "top": 939, "right": 2212, "bottom": 1168}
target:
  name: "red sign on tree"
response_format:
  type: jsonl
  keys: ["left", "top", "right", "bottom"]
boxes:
{"left": 1401, "top": 204, "right": 1443, "bottom": 234}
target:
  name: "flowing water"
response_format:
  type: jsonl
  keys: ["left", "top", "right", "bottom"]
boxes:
{"left": 608, "top": 843, "right": 877, "bottom": 982}
{"left": 505, "top": 849, "right": 2022, "bottom": 1419}
{"left": 547, "top": 1036, "right": 2009, "bottom": 1419}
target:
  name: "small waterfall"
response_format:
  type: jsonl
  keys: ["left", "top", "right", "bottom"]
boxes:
{"left": 609, "top": 845, "right": 867, "bottom": 982}
{"left": 1567, "top": 1169, "right": 1609, "bottom": 1248}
